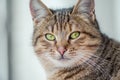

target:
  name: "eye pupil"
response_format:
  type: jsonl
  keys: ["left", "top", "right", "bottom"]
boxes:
{"left": 74, "top": 33, "right": 78, "bottom": 36}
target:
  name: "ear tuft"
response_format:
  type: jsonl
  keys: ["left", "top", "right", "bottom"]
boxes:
{"left": 30, "top": 0, "right": 52, "bottom": 22}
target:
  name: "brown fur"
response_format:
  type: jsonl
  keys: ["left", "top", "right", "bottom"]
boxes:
{"left": 30, "top": 0, "right": 120, "bottom": 80}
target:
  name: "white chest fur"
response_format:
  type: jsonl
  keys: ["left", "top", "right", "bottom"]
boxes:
{"left": 41, "top": 0, "right": 77, "bottom": 10}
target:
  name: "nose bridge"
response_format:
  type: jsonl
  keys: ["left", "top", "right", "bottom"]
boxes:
{"left": 56, "top": 31, "right": 68, "bottom": 47}
{"left": 57, "top": 39, "right": 68, "bottom": 47}
{"left": 55, "top": 30, "right": 68, "bottom": 55}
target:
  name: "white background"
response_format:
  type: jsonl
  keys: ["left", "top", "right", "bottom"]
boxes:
{"left": 0, "top": 0, "right": 120, "bottom": 80}
{"left": 0, "top": 0, "right": 8, "bottom": 80}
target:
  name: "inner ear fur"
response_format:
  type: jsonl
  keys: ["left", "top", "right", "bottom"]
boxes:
{"left": 30, "top": 0, "right": 53, "bottom": 22}
{"left": 71, "top": 0, "right": 95, "bottom": 22}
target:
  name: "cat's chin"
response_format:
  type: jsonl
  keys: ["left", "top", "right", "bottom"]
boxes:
{"left": 54, "top": 61, "right": 83, "bottom": 69}
{"left": 51, "top": 57, "right": 83, "bottom": 68}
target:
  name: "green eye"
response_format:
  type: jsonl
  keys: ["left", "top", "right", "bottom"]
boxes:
{"left": 70, "top": 31, "right": 80, "bottom": 39}
{"left": 45, "top": 33, "right": 56, "bottom": 41}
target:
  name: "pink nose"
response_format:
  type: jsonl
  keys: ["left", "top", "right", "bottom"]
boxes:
{"left": 57, "top": 47, "right": 67, "bottom": 55}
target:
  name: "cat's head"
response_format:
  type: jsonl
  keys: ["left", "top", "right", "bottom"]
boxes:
{"left": 30, "top": 0, "right": 102, "bottom": 68}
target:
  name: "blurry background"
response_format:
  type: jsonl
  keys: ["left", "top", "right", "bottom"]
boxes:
{"left": 0, "top": 0, "right": 120, "bottom": 80}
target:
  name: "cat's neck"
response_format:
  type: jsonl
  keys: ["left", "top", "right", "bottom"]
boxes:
{"left": 47, "top": 64, "right": 91, "bottom": 80}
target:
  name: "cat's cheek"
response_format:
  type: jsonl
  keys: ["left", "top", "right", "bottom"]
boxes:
{"left": 68, "top": 39, "right": 77, "bottom": 44}
{"left": 68, "top": 51, "right": 93, "bottom": 65}
{"left": 34, "top": 48, "right": 45, "bottom": 55}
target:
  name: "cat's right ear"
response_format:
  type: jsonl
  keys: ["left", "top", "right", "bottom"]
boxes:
{"left": 30, "top": 0, "right": 53, "bottom": 23}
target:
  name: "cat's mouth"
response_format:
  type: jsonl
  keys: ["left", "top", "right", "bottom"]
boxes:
{"left": 57, "top": 56, "right": 70, "bottom": 61}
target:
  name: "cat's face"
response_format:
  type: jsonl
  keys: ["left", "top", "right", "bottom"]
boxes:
{"left": 30, "top": 0, "right": 102, "bottom": 68}
{"left": 33, "top": 15, "right": 101, "bottom": 68}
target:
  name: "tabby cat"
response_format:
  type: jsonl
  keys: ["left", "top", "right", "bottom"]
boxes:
{"left": 30, "top": 0, "right": 120, "bottom": 80}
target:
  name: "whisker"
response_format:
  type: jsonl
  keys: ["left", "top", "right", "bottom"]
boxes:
{"left": 80, "top": 57, "right": 104, "bottom": 79}
{"left": 83, "top": 52, "right": 109, "bottom": 65}
{"left": 78, "top": 53, "right": 112, "bottom": 80}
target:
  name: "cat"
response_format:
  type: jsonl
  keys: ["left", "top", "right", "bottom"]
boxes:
{"left": 30, "top": 0, "right": 120, "bottom": 80}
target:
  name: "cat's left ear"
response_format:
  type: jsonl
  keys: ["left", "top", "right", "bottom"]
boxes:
{"left": 72, "top": 0, "right": 95, "bottom": 22}
{"left": 30, "top": 0, "right": 53, "bottom": 23}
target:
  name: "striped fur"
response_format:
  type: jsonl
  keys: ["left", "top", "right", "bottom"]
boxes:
{"left": 30, "top": 0, "right": 120, "bottom": 80}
